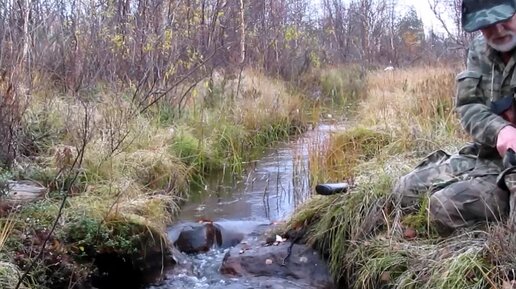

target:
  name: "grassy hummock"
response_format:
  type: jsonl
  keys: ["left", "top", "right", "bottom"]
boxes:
{"left": 286, "top": 66, "right": 516, "bottom": 288}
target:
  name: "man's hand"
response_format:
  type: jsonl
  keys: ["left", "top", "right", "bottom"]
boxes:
{"left": 497, "top": 125, "right": 516, "bottom": 156}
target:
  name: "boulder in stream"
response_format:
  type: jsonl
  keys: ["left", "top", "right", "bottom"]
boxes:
{"left": 172, "top": 221, "right": 245, "bottom": 254}
{"left": 220, "top": 240, "right": 334, "bottom": 289}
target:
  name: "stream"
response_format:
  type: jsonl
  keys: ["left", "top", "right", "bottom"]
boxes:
{"left": 149, "top": 123, "right": 345, "bottom": 289}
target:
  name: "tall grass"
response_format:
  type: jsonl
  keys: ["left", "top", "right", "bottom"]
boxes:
{"left": 308, "top": 127, "right": 391, "bottom": 184}
{"left": 360, "top": 66, "right": 465, "bottom": 153}
{"left": 168, "top": 69, "right": 308, "bottom": 174}
{"left": 318, "top": 66, "right": 367, "bottom": 107}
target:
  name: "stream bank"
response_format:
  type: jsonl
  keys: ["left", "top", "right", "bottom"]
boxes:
{"left": 149, "top": 123, "right": 345, "bottom": 289}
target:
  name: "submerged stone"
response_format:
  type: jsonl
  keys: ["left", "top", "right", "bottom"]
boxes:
{"left": 220, "top": 240, "right": 334, "bottom": 289}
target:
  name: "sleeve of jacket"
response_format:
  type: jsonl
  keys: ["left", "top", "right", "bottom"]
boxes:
{"left": 455, "top": 44, "right": 511, "bottom": 147}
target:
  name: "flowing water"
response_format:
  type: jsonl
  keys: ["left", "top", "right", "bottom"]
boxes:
{"left": 149, "top": 123, "right": 345, "bottom": 289}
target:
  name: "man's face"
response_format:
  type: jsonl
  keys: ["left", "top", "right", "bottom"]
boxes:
{"left": 481, "top": 14, "right": 516, "bottom": 52}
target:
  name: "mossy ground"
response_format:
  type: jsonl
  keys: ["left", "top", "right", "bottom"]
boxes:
{"left": 286, "top": 66, "right": 516, "bottom": 288}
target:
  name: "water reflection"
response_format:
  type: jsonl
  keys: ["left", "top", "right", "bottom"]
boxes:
{"left": 178, "top": 124, "right": 344, "bottom": 222}
{"left": 154, "top": 124, "right": 345, "bottom": 289}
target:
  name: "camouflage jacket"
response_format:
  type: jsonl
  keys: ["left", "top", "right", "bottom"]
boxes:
{"left": 455, "top": 35, "right": 516, "bottom": 174}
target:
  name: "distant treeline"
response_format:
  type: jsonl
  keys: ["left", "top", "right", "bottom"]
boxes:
{"left": 0, "top": 0, "right": 470, "bottom": 88}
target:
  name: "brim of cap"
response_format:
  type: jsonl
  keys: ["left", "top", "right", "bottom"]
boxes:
{"left": 463, "top": 4, "right": 516, "bottom": 32}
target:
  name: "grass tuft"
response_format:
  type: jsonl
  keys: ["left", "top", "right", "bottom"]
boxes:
{"left": 309, "top": 127, "right": 391, "bottom": 183}
{"left": 359, "top": 66, "right": 465, "bottom": 154}
{"left": 314, "top": 66, "right": 367, "bottom": 106}
{"left": 288, "top": 170, "right": 393, "bottom": 280}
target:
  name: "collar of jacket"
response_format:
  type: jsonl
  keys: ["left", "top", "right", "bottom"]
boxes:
{"left": 480, "top": 41, "right": 516, "bottom": 89}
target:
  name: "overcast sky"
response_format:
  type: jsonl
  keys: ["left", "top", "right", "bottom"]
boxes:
{"left": 310, "top": 0, "right": 455, "bottom": 35}
{"left": 398, "top": 0, "right": 453, "bottom": 34}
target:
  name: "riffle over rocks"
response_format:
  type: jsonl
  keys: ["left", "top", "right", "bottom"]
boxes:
{"left": 169, "top": 220, "right": 334, "bottom": 289}
{"left": 220, "top": 240, "right": 334, "bottom": 289}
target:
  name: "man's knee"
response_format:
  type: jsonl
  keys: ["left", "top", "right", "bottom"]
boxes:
{"left": 428, "top": 191, "right": 460, "bottom": 234}
{"left": 392, "top": 152, "right": 467, "bottom": 208}
{"left": 428, "top": 178, "right": 509, "bottom": 234}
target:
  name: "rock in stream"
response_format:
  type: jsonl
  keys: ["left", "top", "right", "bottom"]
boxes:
{"left": 220, "top": 239, "right": 334, "bottom": 289}
{"left": 161, "top": 221, "right": 334, "bottom": 289}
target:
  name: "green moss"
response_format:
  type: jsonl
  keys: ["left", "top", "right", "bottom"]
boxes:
{"left": 17, "top": 200, "right": 61, "bottom": 231}
{"left": 64, "top": 215, "right": 165, "bottom": 257}
{"left": 0, "top": 262, "right": 30, "bottom": 289}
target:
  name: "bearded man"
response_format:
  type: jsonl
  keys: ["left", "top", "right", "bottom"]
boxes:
{"left": 393, "top": 0, "right": 516, "bottom": 235}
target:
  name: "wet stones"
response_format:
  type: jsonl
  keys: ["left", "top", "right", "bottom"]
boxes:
{"left": 173, "top": 222, "right": 217, "bottom": 254}
{"left": 220, "top": 241, "right": 334, "bottom": 289}
{"left": 167, "top": 221, "right": 334, "bottom": 289}
{"left": 215, "top": 223, "right": 245, "bottom": 248}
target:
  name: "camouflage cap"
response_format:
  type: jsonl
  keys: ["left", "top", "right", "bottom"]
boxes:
{"left": 462, "top": 0, "right": 516, "bottom": 32}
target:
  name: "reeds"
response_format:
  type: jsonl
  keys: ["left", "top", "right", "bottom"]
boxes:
{"left": 360, "top": 66, "right": 465, "bottom": 153}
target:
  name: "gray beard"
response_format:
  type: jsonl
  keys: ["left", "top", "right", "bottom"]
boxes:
{"left": 487, "top": 32, "right": 516, "bottom": 52}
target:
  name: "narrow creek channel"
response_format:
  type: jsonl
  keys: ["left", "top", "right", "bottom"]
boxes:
{"left": 149, "top": 123, "right": 345, "bottom": 289}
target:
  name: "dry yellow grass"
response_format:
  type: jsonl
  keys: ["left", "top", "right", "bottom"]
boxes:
{"left": 309, "top": 127, "right": 391, "bottom": 183}
{"left": 306, "top": 66, "right": 463, "bottom": 188}
{"left": 359, "top": 66, "right": 467, "bottom": 153}
{"left": 0, "top": 215, "right": 14, "bottom": 251}
{"left": 231, "top": 69, "right": 305, "bottom": 131}
{"left": 14, "top": 67, "right": 310, "bottom": 258}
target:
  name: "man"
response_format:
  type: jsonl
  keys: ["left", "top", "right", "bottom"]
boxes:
{"left": 393, "top": 0, "right": 516, "bottom": 235}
